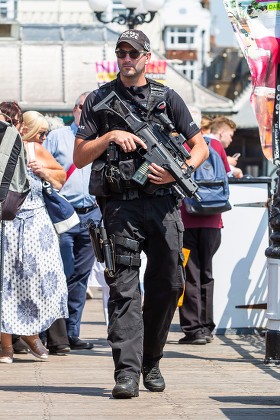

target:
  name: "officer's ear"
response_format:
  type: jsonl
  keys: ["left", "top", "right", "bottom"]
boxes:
{"left": 145, "top": 52, "right": 151, "bottom": 64}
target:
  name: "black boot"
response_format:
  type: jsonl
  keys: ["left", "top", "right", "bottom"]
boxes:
{"left": 142, "top": 362, "right": 165, "bottom": 392}
{"left": 112, "top": 376, "right": 139, "bottom": 399}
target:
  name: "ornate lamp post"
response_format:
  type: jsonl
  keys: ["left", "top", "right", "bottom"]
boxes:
{"left": 88, "top": 0, "right": 165, "bottom": 29}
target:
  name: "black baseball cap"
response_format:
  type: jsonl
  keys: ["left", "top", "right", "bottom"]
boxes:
{"left": 116, "top": 29, "right": 151, "bottom": 52}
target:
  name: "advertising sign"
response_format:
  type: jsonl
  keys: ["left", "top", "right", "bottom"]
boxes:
{"left": 223, "top": 1, "right": 280, "bottom": 164}
{"left": 96, "top": 60, "right": 167, "bottom": 86}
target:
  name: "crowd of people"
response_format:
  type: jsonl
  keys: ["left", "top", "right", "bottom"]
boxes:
{"left": 0, "top": 29, "right": 243, "bottom": 398}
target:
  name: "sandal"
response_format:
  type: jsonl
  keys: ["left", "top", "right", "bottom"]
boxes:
{"left": 0, "top": 347, "right": 14, "bottom": 364}
{"left": 20, "top": 336, "right": 49, "bottom": 360}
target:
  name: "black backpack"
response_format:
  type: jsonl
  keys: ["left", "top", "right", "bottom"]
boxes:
{"left": 0, "top": 121, "right": 30, "bottom": 220}
{"left": 183, "top": 136, "right": 231, "bottom": 215}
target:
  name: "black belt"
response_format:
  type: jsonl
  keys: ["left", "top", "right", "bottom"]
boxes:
{"left": 110, "top": 188, "right": 173, "bottom": 201}
{"left": 74, "top": 204, "right": 98, "bottom": 214}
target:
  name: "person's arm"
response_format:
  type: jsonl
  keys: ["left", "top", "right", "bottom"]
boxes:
{"left": 73, "top": 90, "right": 145, "bottom": 168}
{"left": 231, "top": 166, "right": 243, "bottom": 178}
{"left": 147, "top": 89, "right": 209, "bottom": 185}
{"left": 147, "top": 131, "right": 209, "bottom": 185}
{"left": 186, "top": 132, "right": 209, "bottom": 169}
{"left": 28, "top": 142, "right": 66, "bottom": 189}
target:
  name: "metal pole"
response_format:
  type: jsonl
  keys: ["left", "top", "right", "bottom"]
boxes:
{"left": 264, "top": 69, "right": 280, "bottom": 364}
{"left": 264, "top": 172, "right": 280, "bottom": 364}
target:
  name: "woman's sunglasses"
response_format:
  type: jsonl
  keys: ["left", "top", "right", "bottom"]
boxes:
{"left": 38, "top": 131, "right": 49, "bottom": 139}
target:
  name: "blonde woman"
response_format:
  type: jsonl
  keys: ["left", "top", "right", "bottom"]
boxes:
{"left": 0, "top": 108, "right": 68, "bottom": 363}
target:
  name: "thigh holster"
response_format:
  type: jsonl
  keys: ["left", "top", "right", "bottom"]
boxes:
{"left": 113, "top": 235, "right": 141, "bottom": 268}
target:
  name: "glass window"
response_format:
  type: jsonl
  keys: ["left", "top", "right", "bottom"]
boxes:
{"left": 0, "top": 7, "right": 7, "bottom": 18}
{"left": 178, "top": 36, "right": 187, "bottom": 44}
{"left": 174, "top": 60, "right": 195, "bottom": 81}
{"left": 166, "top": 26, "right": 196, "bottom": 48}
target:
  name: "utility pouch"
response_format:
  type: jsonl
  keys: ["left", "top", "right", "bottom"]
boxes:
{"left": 105, "top": 159, "right": 136, "bottom": 193}
{"left": 105, "top": 165, "right": 123, "bottom": 193}
{"left": 119, "top": 159, "right": 136, "bottom": 189}
{"left": 89, "top": 160, "right": 110, "bottom": 197}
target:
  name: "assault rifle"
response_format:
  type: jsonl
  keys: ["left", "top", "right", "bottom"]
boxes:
{"left": 93, "top": 91, "right": 201, "bottom": 200}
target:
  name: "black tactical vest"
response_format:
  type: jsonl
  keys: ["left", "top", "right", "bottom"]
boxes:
{"left": 89, "top": 76, "right": 174, "bottom": 198}
{"left": 95, "top": 75, "right": 171, "bottom": 137}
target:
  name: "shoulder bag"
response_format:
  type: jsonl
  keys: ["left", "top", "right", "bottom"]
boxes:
{"left": 0, "top": 121, "right": 30, "bottom": 220}
{"left": 28, "top": 142, "right": 79, "bottom": 234}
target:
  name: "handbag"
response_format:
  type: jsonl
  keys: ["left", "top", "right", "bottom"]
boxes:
{"left": 26, "top": 141, "right": 79, "bottom": 234}
{"left": 42, "top": 180, "right": 80, "bottom": 234}
{"left": 0, "top": 122, "right": 30, "bottom": 220}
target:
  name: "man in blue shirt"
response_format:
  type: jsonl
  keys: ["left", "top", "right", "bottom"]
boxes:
{"left": 44, "top": 92, "right": 102, "bottom": 350}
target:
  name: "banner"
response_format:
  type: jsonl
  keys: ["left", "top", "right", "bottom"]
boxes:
{"left": 223, "top": 1, "right": 280, "bottom": 164}
{"left": 95, "top": 60, "right": 167, "bottom": 87}
{"left": 95, "top": 61, "right": 118, "bottom": 86}
{"left": 146, "top": 61, "right": 167, "bottom": 84}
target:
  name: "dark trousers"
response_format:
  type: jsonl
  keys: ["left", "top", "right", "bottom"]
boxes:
{"left": 44, "top": 318, "right": 69, "bottom": 347}
{"left": 179, "top": 228, "right": 221, "bottom": 337}
{"left": 104, "top": 195, "right": 184, "bottom": 383}
{"left": 60, "top": 207, "right": 101, "bottom": 337}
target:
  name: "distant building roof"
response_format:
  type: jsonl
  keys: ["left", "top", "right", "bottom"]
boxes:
{"left": 0, "top": 23, "right": 233, "bottom": 114}
{"left": 231, "top": 84, "right": 258, "bottom": 128}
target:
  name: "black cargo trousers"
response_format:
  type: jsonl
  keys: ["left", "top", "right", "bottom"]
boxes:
{"left": 103, "top": 193, "right": 185, "bottom": 383}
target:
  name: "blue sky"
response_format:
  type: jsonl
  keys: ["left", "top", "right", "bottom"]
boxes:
{"left": 211, "top": 0, "right": 238, "bottom": 46}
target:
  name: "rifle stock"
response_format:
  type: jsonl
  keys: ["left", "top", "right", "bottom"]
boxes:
{"left": 93, "top": 91, "right": 201, "bottom": 200}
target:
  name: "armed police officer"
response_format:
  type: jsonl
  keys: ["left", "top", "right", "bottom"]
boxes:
{"left": 74, "top": 29, "right": 208, "bottom": 399}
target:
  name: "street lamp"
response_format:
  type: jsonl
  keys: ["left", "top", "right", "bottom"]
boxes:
{"left": 88, "top": 0, "right": 165, "bottom": 29}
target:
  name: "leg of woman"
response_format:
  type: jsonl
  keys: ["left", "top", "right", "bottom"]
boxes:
{"left": 0, "top": 333, "right": 13, "bottom": 363}
{"left": 20, "top": 335, "right": 49, "bottom": 360}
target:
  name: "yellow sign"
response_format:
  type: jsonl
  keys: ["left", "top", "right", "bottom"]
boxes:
{"left": 178, "top": 248, "right": 190, "bottom": 307}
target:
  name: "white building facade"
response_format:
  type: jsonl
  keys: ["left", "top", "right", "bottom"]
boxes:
{"left": 0, "top": 0, "right": 231, "bottom": 114}
{"left": 1, "top": 1, "right": 212, "bottom": 84}
{"left": 162, "top": 0, "right": 211, "bottom": 84}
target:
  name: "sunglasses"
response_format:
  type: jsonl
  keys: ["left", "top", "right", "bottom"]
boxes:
{"left": 77, "top": 104, "right": 83, "bottom": 110}
{"left": 115, "top": 49, "right": 147, "bottom": 60}
{"left": 38, "top": 131, "right": 49, "bottom": 139}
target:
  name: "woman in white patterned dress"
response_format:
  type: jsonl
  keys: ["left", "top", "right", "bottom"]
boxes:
{"left": 0, "top": 105, "right": 68, "bottom": 363}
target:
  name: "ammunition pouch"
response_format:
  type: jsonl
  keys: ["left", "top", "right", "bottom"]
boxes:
{"left": 113, "top": 235, "right": 141, "bottom": 268}
{"left": 89, "top": 160, "right": 110, "bottom": 197}
{"left": 89, "top": 156, "right": 140, "bottom": 197}
{"left": 105, "top": 159, "right": 137, "bottom": 194}
{"left": 114, "top": 235, "right": 140, "bottom": 252}
{"left": 115, "top": 255, "right": 141, "bottom": 267}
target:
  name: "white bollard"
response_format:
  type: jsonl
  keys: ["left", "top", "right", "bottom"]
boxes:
{"left": 264, "top": 258, "right": 280, "bottom": 364}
